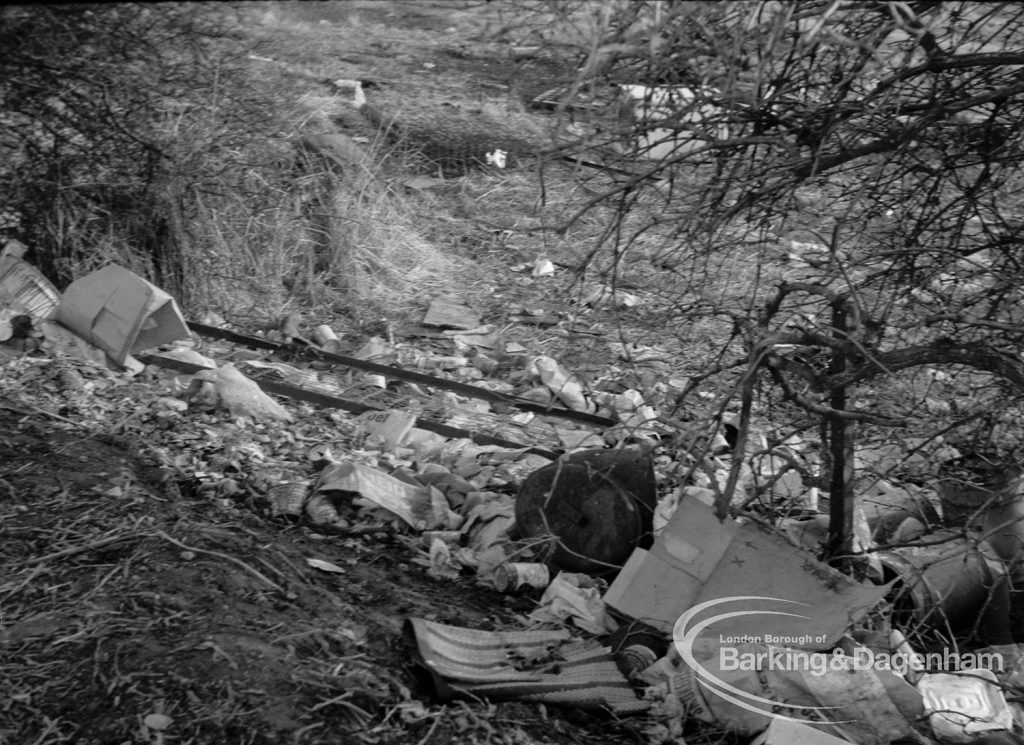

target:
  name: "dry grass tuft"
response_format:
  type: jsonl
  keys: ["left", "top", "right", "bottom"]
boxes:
{"left": 364, "top": 95, "right": 552, "bottom": 177}
{"left": 320, "top": 178, "right": 461, "bottom": 317}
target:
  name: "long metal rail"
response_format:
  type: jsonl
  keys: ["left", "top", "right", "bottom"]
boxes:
{"left": 186, "top": 321, "right": 616, "bottom": 428}
{"left": 139, "top": 352, "right": 565, "bottom": 459}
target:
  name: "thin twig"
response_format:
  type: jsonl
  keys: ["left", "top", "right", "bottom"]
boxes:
{"left": 271, "top": 548, "right": 311, "bottom": 581}
{"left": 154, "top": 530, "right": 285, "bottom": 592}
{"left": 416, "top": 708, "right": 445, "bottom": 745}
{"left": 309, "top": 690, "right": 374, "bottom": 721}
{"left": 254, "top": 554, "right": 288, "bottom": 581}
{"left": 23, "top": 402, "right": 81, "bottom": 427}
{"left": 23, "top": 533, "right": 141, "bottom": 566}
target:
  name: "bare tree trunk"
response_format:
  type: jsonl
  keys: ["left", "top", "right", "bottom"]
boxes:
{"left": 827, "top": 301, "right": 855, "bottom": 561}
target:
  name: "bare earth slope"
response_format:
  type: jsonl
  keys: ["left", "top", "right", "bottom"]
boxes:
{"left": 0, "top": 3, "right": 694, "bottom": 745}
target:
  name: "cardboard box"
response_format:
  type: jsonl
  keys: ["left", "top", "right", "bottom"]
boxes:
{"left": 56, "top": 264, "right": 189, "bottom": 365}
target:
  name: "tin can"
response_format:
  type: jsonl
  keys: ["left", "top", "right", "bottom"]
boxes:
{"left": 493, "top": 562, "right": 550, "bottom": 592}
{"left": 619, "top": 644, "right": 658, "bottom": 677}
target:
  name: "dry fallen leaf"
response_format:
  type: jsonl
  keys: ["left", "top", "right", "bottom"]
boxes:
{"left": 306, "top": 557, "right": 347, "bottom": 574}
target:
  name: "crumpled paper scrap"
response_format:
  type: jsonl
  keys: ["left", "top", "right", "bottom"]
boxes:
{"left": 529, "top": 572, "right": 618, "bottom": 635}
{"left": 312, "top": 461, "right": 461, "bottom": 530}
{"left": 190, "top": 362, "right": 293, "bottom": 422}
{"left": 529, "top": 356, "right": 594, "bottom": 413}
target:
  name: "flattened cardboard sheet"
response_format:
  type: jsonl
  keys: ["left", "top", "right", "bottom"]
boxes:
{"left": 605, "top": 497, "right": 890, "bottom": 647}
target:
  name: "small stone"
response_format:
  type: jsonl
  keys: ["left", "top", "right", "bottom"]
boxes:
{"left": 144, "top": 713, "right": 173, "bottom": 731}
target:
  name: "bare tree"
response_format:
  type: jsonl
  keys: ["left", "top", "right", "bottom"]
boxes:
{"left": 525, "top": 0, "right": 1024, "bottom": 555}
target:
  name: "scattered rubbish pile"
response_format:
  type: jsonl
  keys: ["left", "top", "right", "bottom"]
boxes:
{"left": 7, "top": 244, "right": 1024, "bottom": 744}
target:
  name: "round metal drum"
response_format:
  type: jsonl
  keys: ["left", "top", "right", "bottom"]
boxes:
{"left": 876, "top": 532, "right": 1012, "bottom": 644}
{"left": 515, "top": 449, "right": 657, "bottom": 574}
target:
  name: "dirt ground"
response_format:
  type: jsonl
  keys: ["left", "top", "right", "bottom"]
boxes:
{"left": 0, "top": 393, "right": 661, "bottom": 745}
{"left": 0, "top": 3, "right": 695, "bottom": 744}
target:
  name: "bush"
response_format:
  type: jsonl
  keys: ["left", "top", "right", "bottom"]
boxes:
{"left": 0, "top": 4, "right": 297, "bottom": 313}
